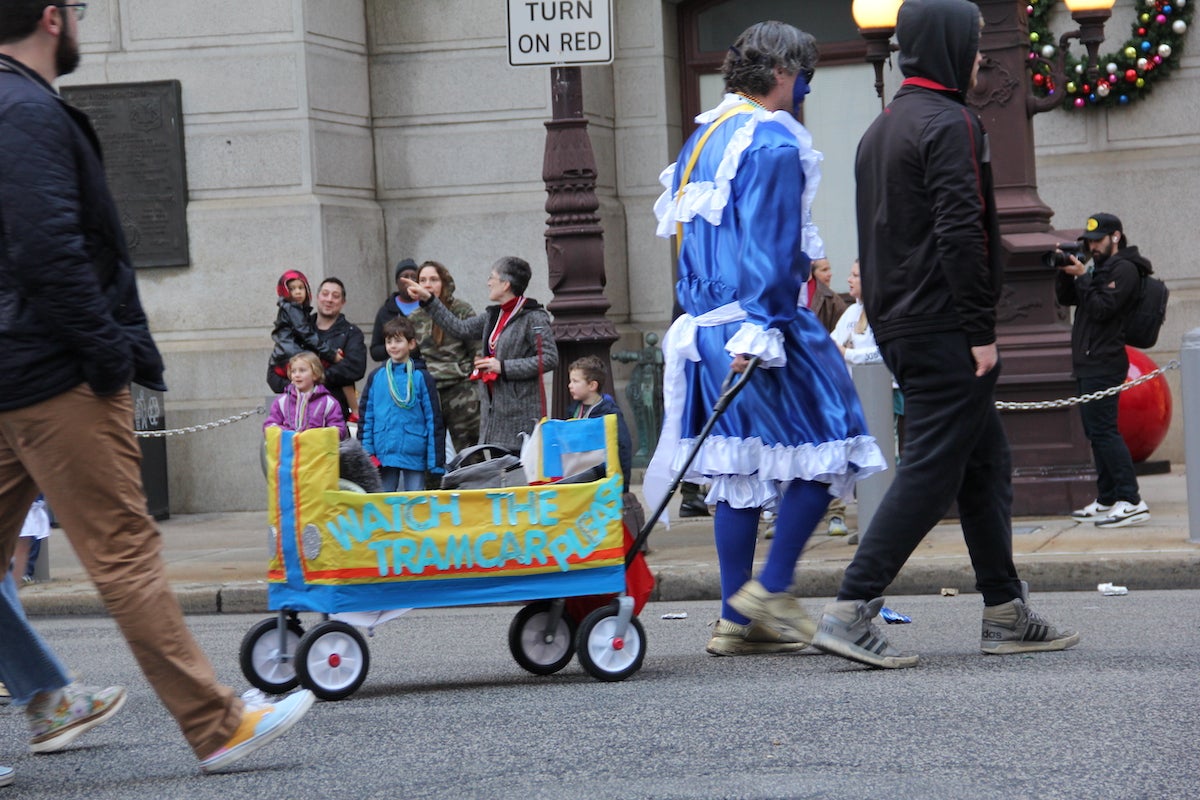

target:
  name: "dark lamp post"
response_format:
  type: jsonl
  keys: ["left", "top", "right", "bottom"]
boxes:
{"left": 851, "top": 0, "right": 902, "bottom": 109}
{"left": 1030, "top": 0, "right": 1116, "bottom": 112}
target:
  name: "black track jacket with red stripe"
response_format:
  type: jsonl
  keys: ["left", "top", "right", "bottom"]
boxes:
{"left": 854, "top": 0, "right": 1003, "bottom": 348}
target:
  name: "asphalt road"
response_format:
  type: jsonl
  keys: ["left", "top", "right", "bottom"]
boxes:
{"left": 3, "top": 591, "right": 1197, "bottom": 799}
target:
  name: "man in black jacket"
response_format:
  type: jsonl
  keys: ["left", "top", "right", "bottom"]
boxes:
{"left": 0, "top": 0, "right": 311, "bottom": 774}
{"left": 1055, "top": 213, "right": 1151, "bottom": 528}
{"left": 369, "top": 258, "right": 421, "bottom": 362}
{"left": 313, "top": 277, "right": 367, "bottom": 419}
{"left": 812, "top": 0, "right": 1078, "bottom": 669}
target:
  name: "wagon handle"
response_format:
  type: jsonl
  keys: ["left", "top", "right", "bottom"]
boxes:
{"left": 627, "top": 357, "right": 759, "bottom": 566}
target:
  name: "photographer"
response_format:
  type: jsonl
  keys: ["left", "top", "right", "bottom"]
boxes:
{"left": 1053, "top": 213, "right": 1151, "bottom": 528}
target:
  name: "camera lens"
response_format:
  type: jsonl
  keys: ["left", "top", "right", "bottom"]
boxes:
{"left": 1042, "top": 251, "right": 1067, "bottom": 268}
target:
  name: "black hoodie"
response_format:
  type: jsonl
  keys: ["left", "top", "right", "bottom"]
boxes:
{"left": 855, "top": 0, "right": 1004, "bottom": 348}
{"left": 1054, "top": 245, "right": 1150, "bottom": 378}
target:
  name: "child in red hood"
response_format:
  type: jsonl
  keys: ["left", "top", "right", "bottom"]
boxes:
{"left": 268, "top": 270, "right": 342, "bottom": 392}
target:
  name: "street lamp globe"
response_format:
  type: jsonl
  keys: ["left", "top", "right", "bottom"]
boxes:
{"left": 1062, "top": 0, "right": 1116, "bottom": 11}
{"left": 851, "top": 0, "right": 903, "bottom": 31}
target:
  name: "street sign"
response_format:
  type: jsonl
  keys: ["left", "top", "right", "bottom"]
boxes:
{"left": 507, "top": 0, "right": 613, "bottom": 67}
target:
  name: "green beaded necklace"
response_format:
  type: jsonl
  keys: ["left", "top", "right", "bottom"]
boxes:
{"left": 386, "top": 359, "right": 415, "bottom": 408}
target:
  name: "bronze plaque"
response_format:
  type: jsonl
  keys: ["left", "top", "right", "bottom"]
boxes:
{"left": 61, "top": 80, "right": 190, "bottom": 269}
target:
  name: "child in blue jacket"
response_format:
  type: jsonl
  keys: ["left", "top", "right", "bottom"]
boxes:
{"left": 359, "top": 316, "right": 444, "bottom": 491}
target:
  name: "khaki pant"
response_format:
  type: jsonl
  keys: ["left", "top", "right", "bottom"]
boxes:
{"left": 0, "top": 385, "right": 241, "bottom": 759}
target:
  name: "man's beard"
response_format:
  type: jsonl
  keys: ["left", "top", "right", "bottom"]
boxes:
{"left": 55, "top": 30, "right": 80, "bottom": 77}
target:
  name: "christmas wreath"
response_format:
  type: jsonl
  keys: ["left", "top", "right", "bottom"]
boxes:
{"left": 1027, "top": 0, "right": 1194, "bottom": 109}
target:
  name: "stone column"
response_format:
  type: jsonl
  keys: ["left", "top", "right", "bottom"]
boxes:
{"left": 969, "top": 0, "right": 1097, "bottom": 515}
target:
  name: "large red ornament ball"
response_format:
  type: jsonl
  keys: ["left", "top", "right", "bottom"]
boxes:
{"left": 1118, "top": 346, "right": 1172, "bottom": 462}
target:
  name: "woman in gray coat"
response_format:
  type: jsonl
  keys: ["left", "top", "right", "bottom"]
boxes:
{"left": 402, "top": 256, "right": 557, "bottom": 452}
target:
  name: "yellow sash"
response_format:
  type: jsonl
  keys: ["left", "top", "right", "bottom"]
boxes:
{"left": 674, "top": 103, "right": 754, "bottom": 258}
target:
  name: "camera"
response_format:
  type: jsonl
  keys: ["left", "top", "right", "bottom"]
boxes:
{"left": 1042, "top": 242, "right": 1090, "bottom": 268}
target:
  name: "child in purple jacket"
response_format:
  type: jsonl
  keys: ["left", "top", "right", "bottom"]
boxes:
{"left": 264, "top": 352, "right": 348, "bottom": 440}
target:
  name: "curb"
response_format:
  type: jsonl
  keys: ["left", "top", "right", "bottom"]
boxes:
{"left": 19, "top": 553, "right": 1200, "bottom": 617}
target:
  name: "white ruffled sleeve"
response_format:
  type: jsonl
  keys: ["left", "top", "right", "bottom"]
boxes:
{"left": 725, "top": 322, "right": 786, "bottom": 368}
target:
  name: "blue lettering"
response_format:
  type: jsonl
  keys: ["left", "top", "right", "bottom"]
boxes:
{"left": 428, "top": 493, "right": 461, "bottom": 526}
{"left": 393, "top": 539, "right": 419, "bottom": 575}
{"left": 325, "top": 513, "right": 359, "bottom": 550}
{"left": 498, "top": 531, "right": 522, "bottom": 565}
{"left": 475, "top": 532, "right": 499, "bottom": 568}
{"left": 487, "top": 493, "right": 510, "bottom": 525}
{"left": 536, "top": 491, "right": 559, "bottom": 525}
{"left": 403, "top": 495, "right": 435, "bottom": 532}
{"left": 366, "top": 540, "right": 391, "bottom": 575}
{"left": 361, "top": 502, "right": 393, "bottom": 538}
{"left": 524, "top": 530, "right": 549, "bottom": 565}
{"left": 417, "top": 536, "right": 448, "bottom": 571}
{"left": 384, "top": 496, "right": 408, "bottom": 530}
{"left": 445, "top": 534, "right": 473, "bottom": 569}
{"left": 548, "top": 529, "right": 580, "bottom": 571}
{"left": 508, "top": 491, "right": 538, "bottom": 525}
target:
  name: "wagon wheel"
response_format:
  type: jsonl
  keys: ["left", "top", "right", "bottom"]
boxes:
{"left": 294, "top": 621, "right": 370, "bottom": 701}
{"left": 239, "top": 615, "right": 304, "bottom": 694}
{"left": 575, "top": 603, "right": 646, "bottom": 682}
{"left": 508, "top": 601, "right": 576, "bottom": 675}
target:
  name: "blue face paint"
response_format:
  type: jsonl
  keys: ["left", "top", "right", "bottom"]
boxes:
{"left": 792, "top": 69, "right": 813, "bottom": 115}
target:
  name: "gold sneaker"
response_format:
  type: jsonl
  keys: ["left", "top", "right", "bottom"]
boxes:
{"left": 706, "top": 619, "right": 808, "bottom": 656}
{"left": 728, "top": 579, "right": 817, "bottom": 641}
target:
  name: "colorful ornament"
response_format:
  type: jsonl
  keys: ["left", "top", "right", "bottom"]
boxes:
{"left": 1029, "top": 0, "right": 1194, "bottom": 110}
{"left": 1118, "top": 348, "right": 1172, "bottom": 463}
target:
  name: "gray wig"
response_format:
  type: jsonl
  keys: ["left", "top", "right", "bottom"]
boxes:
{"left": 722, "top": 21, "right": 818, "bottom": 97}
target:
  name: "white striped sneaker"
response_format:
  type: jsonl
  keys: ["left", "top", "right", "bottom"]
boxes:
{"left": 812, "top": 598, "right": 919, "bottom": 669}
{"left": 980, "top": 598, "right": 1080, "bottom": 654}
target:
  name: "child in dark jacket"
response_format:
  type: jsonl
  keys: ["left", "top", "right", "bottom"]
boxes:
{"left": 565, "top": 356, "right": 633, "bottom": 490}
{"left": 269, "top": 270, "right": 341, "bottom": 392}
{"left": 565, "top": 356, "right": 645, "bottom": 538}
{"left": 359, "top": 317, "right": 445, "bottom": 492}
{"left": 264, "top": 352, "right": 348, "bottom": 440}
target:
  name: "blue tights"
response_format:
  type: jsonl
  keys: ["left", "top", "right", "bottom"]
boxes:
{"left": 713, "top": 480, "right": 831, "bottom": 624}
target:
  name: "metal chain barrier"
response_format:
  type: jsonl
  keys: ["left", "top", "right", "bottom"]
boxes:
{"left": 995, "top": 360, "right": 1180, "bottom": 411}
{"left": 133, "top": 405, "right": 267, "bottom": 438}
{"left": 127, "top": 360, "right": 1179, "bottom": 433}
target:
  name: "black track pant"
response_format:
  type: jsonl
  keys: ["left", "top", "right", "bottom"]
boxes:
{"left": 837, "top": 331, "right": 1022, "bottom": 606}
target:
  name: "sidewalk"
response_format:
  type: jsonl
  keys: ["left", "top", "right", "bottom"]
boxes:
{"left": 17, "top": 468, "right": 1197, "bottom": 616}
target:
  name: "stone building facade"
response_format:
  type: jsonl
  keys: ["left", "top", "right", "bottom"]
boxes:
{"left": 63, "top": 0, "right": 1195, "bottom": 512}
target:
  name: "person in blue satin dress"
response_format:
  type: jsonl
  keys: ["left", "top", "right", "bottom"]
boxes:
{"left": 646, "top": 21, "right": 885, "bottom": 657}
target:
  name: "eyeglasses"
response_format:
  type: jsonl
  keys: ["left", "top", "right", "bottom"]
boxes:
{"left": 53, "top": 3, "right": 87, "bottom": 21}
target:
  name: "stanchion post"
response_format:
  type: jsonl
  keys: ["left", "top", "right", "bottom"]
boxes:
{"left": 851, "top": 362, "right": 896, "bottom": 533}
{"left": 1182, "top": 328, "right": 1200, "bottom": 543}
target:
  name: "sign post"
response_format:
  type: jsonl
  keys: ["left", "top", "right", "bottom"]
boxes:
{"left": 507, "top": 0, "right": 618, "bottom": 418}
